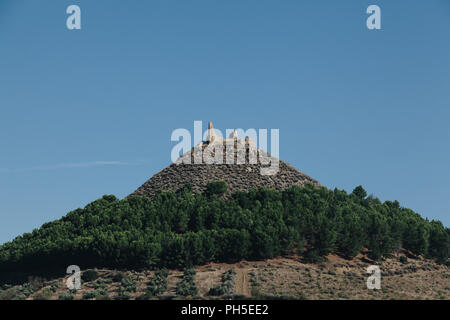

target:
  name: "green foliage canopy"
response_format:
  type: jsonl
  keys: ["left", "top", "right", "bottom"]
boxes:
{"left": 0, "top": 183, "right": 448, "bottom": 283}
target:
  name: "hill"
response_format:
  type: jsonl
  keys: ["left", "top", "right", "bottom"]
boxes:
{"left": 0, "top": 124, "right": 448, "bottom": 296}
{"left": 129, "top": 122, "right": 319, "bottom": 199}
{"left": 0, "top": 181, "right": 448, "bottom": 286}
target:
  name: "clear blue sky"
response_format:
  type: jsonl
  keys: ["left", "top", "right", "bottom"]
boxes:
{"left": 1, "top": 0, "right": 449, "bottom": 244}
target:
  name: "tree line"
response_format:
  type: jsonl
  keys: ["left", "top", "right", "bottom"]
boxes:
{"left": 0, "top": 182, "right": 448, "bottom": 283}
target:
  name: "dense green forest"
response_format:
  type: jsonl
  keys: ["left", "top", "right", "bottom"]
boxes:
{"left": 0, "top": 182, "right": 448, "bottom": 284}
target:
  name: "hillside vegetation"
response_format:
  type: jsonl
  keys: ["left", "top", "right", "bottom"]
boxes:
{"left": 0, "top": 182, "right": 448, "bottom": 284}
{"left": 2, "top": 253, "right": 449, "bottom": 300}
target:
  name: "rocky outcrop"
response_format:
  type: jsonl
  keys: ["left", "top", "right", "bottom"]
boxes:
{"left": 128, "top": 161, "right": 319, "bottom": 199}
{"left": 128, "top": 122, "right": 319, "bottom": 199}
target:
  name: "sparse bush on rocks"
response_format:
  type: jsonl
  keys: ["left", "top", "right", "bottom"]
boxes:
{"left": 0, "top": 282, "right": 41, "bottom": 300}
{"left": 249, "top": 271, "right": 262, "bottom": 298}
{"left": 111, "top": 272, "right": 124, "bottom": 283}
{"left": 176, "top": 268, "right": 198, "bottom": 297}
{"left": 116, "top": 276, "right": 137, "bottom": 300}
{"left": 82, "top": 288, "right": 107, "bottom": 300}
{"left": 146, "top": 269, "right": 169, "bottom": 297}
{"left": 209, "top": 268, "right": 236, "bottom": 296}
{"left": 58, "top": 292, "right": 74, "bottom": 300}
{"left": 33, "top": 288, "right": 53, "bottom": 300}
{"left": 82, "top": 270, "right": 99, "bottom": 282}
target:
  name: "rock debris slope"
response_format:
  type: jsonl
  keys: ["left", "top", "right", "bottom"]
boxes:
{"left": 129, "top": 122, "right": 319, "bottom": 199}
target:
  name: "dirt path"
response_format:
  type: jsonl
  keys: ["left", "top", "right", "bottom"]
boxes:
{"left": 235, "top": 268, "right": 251, "bottom": 297}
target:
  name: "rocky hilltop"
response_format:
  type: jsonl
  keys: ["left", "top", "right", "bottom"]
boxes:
{"left": 129, "top": 122, "right": 320, "bottom": 199}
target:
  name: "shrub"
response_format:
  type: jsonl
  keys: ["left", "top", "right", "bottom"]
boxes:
{"left": 146, "top": 269, "right": 169, "bottom": 297}
{"left": 303, "top": 249, "right": 325, "bottom": 263}
{"left": 0, "top": 287, "right": 21, "bottom": 300}
{"left": 97, "top": 278, "right": 113, "bottom": 285}
{"left": 0, "top": 282, "right": 42, "bottom": 300}
{"left": 33, "top": 288, "right": 53, "bottom": 300}
{"left": 249, "top": 271, "right": 262, "bottom": 298}
{"left": 112, "top": 272, "right": 124, "bottom": 283}
{"left": 209, "top": 269, "right": 236, "bottom": 296}
{"left": 176, "top": 281, "right": 198, "bottom": 297}
{"left": 116, "top": 276, "right": 137, "bottom": 299}
{"left": 120, "top": 277, "right": 137, "bottom": 293}
{"left": 16, "top": 283, "right": 40, "bottom": 299}
{"left": 82, "top": 289, "right": 107, "bottom": 300}
{"left": 250, "top": 286, "right": 261, "bottom": 298}
{"left": 82, "top": 291, "right": 97, "bottom": 300}
{"left": 205, "top": 181, "right": 227, "bottom": 197}
{"left": 82, "top": 270, "right": 99, "bottom": 282}
{"left": 115, "top": 291, "right": 131, "bottom": 300}
{"left": 28, "top": 277, "right": 46, "bottom": 289}
{"left": 59, "top": 292, "right": 75, "bottom": 300}
{"left": 95, "top": 293, "right": 110, "bottom": 300}
{"left": 49, "top": 282, "right": 60, "bottom": 292}
{"left": 176, "top": 268, "right": 198, "bottom": 297}
{"left": 208, "top": 285, "right": 227, "bottom": 296}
